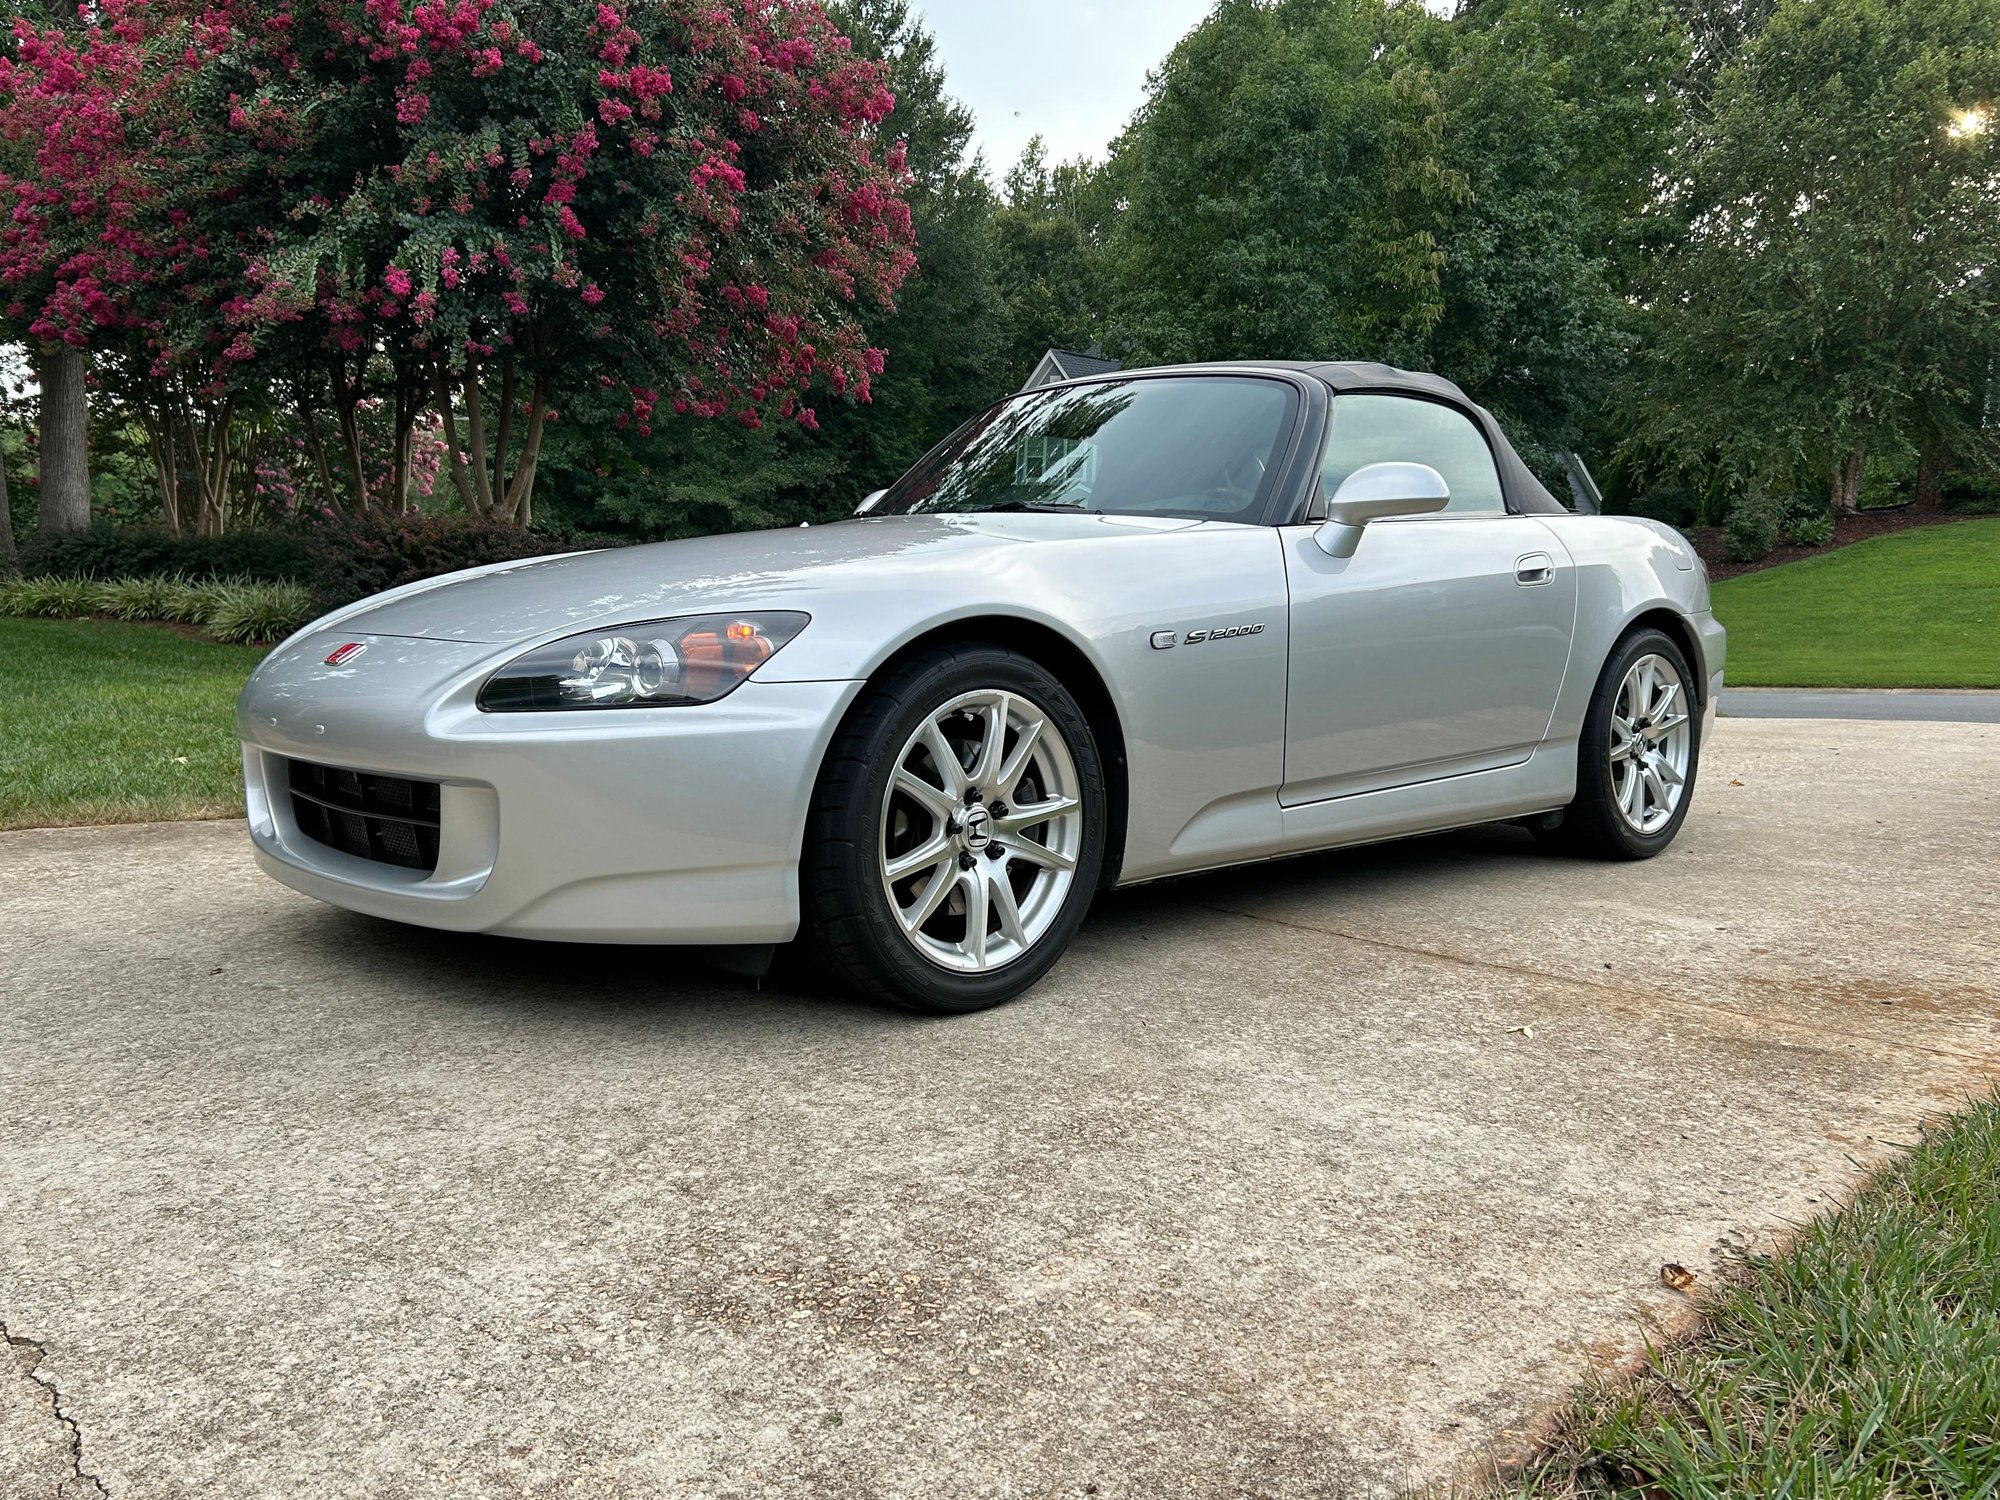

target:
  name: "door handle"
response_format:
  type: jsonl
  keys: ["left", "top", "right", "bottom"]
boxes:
{"left": 1515, "top": 552, "right": 1555, "bottom": 586}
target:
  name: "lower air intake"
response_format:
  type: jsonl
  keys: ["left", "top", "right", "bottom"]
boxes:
{"left": 286, "top": 759, "right": 442, "bottom": 874}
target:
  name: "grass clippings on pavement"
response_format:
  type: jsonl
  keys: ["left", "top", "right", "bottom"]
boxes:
{"left": 0, "top": 616, "right": 264, "bottom": 830}
{"left": 1513, "top": 1091, "right": 2000, "bottom": 1498}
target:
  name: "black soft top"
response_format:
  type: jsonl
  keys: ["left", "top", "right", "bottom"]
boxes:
{"left": 1301, "top": 361, "right": 1567, "bottom": 516}
{"left": 1112, "top": 359, "right": 1569, "bottom": 516}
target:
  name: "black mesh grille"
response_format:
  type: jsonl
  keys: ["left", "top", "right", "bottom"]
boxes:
{"left": 287, "top": 759, "right": 442, "bottom": 873}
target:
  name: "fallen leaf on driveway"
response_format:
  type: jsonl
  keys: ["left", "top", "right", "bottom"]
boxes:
{"left": 1659, "top": 1263, "right": 1697, "bottom": 1292}
{"left": 1507, "top": 1024, "right": 1535, "bottom": 1039}
{"left": 1729, "top": 778, "right": 1745, "bottom": 786}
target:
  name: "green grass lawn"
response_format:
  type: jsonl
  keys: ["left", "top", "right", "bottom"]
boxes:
{"left": 1519, "top": 1091, "right": 2000, "bottom": 1497}
{"left": 0, "top": 617, "right": 264, "bottom": 830}
{"left": 1711, "top": 519, "right": 2000, "bottom": 688}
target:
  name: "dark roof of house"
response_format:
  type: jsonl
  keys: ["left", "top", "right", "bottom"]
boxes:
{"left": 1024, "top": 348, "right": 1125, "bottom": 389}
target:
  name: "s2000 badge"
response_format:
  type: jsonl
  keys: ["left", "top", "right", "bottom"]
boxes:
{"left": 1182, "top": 623, "right": 1265, "bottom": 645}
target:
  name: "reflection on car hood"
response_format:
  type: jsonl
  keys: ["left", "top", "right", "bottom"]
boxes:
{"left": 335, "top": 511, "right": 1203, "bottom": 644}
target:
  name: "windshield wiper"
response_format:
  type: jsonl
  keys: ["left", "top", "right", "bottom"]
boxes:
{"left": 970, "top": 501, "right": 1101, "bottom": 515}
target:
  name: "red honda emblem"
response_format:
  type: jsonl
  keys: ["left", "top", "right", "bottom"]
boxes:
{"left": 324, "top": 642, "right": 367, "bottom": 666}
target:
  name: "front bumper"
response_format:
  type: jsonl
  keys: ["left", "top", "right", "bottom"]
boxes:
{"left": 238, "top": 629, "right": 863, "bottom": 944}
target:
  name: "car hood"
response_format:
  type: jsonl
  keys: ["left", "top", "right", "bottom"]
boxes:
{"left": 328, "top": 512, "right": 1202, "bottom": 645}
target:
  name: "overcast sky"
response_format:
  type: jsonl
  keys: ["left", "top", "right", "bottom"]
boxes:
{"left": 914, "top": 0, "right": 1217, "bottom": 178}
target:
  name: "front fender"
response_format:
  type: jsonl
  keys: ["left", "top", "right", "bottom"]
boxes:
{"left": 753, "top": 522, "right": 1296, "bottom": 886}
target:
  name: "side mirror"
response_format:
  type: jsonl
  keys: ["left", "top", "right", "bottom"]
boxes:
{"left": 856, "top": 489, "right": 888, "bottom": 516}
{"left": 1312, "top": 462, "right": 1450, "bottom": 558}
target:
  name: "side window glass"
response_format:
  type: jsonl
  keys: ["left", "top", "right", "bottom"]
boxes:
{"left": 1319, "top": 394, "right": 1506, "bottom": 515}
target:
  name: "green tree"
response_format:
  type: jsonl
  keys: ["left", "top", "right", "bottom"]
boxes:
{"left": 1635, "top": 0, "right": 2000, "bottom": 513}
{"left": 1099, "top": 0, "right": 1685, "bottom": 470}
{"left": 991, "top": 138, "right": 1114, "bottom": 382}
{"left": 1108, "top": 0, "right": 1466, "bottom": 367}
{"left": 1413, "top": 0, "right": 1688, "bottom": 468}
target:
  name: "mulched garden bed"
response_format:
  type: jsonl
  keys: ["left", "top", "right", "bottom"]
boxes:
{"left": 1690, "top": 508, "right": 1984, "bottom": 580}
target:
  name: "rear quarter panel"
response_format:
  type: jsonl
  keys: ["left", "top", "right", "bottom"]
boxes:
{"left": 1533, "top": 515, "right": 1721, "bottom": 744}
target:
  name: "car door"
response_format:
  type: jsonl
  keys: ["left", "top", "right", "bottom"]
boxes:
{"left": 1280, "top": 392, "right": 1576, "bottom": 806}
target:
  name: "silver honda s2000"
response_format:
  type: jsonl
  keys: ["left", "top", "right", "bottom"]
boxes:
{"left": 239, "top": 361, "right": 1724, "bottom": 1013}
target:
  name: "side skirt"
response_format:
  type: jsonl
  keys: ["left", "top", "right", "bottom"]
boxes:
{"left": 1113, "top": 742, "right": 1577, "bottom": 888}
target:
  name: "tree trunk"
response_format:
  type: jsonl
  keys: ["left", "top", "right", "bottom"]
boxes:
{"left": 134, "top": 386, "right": 186, "bottom": 534}
{"left": 187, "top": 395, "right": 235, "bottom": 537}
{"left": 433, "top": 363, "right": 483, "bottom": 514}
{"left": 36, "top": 343, "right": 91, "bottom": 534}
{"left": 0, "top": 436, "right": 16, "bottom": 575}
{"left": 292, "top": 379, "right": 342, "bottom": 517}
{"left": 1913, "top": 435, "right": 1948, "bottom": 514}
{"left": 1830, "top": 445, "right": 1866, "bottom": 516}
{"left": 433, "top": 355, "right": 550, "bottom": 523}
{"left": 326, "top": 356, "right": 372, "bottom": 515}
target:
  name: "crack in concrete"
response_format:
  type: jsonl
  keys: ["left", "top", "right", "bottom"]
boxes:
{"left": 3, "top": 1320, "right": 110, "bottom": 1498}
{"left": 1180, "top": 899, "right": 2000, "bottom": 1070}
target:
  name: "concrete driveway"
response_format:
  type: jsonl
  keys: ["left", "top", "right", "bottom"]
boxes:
{"left": 3, "top": 718, "right": 1996, "bottom": 1499}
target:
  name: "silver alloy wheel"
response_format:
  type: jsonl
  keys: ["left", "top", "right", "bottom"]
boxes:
{"left": 878, "top": 688, "right": 1084, "bottom": 973}
{"left": 1610, "top": 653, "right": 1693, "bottom": 834}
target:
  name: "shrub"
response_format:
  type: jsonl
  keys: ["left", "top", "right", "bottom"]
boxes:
{"left": 203, "top": 581, "right": 315, "bottom": 644}
{"left": 1724, "top": 492, "right": 1782, "bottom": 563}
{"left": 0, "top": 575, "right": 102, "bottom": 617}
{"left": 1788, "top": 509, "right": 1835, "bottom": 547}
{"left": 157, "top": 578, "right": 237, "bottom": 625}
{"left": 16, "top": 526, "right": 315, "bottom": 583}
{"left": 2, "top": 571, "right": 311, "bottom": 643}
{"left": 95, "top": 575, "right": 186, "bottom": 621}
{"left": 1624, "top": 482, "right": 1696, "bottom": 529}
{"left": 1941, "top": 470, "right": 2000, "bottom": 514}
{"left": 8, "top": 516, "right": 627, "bottom": 624}
{"left": 304, "top": 514, "right": 602, "bottom": 612}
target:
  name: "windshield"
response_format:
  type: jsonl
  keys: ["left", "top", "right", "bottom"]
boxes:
{"left": 871, "top": 375, "right": 1299, "bottom": 522}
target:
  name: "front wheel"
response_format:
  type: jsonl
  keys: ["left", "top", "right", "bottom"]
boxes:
{"left": 802, "top": 644, "right": 1108, "bottom": 1014}
{"left": 1536, "top": 628, "right": 1701, "bottom": 860}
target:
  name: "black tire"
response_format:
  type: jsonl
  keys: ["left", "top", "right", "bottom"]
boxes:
{"left": 1534, "top": 627, "right": 1701, "bottom": 860}
{"left": 802, "top": 644, "right": 1108, "bottom": 1014}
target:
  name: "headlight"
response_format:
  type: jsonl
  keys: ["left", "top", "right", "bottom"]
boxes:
{"left": 477, "top": 612, "right": 809, "bottom": 712}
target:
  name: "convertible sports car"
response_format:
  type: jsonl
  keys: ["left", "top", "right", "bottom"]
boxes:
{"left": 239, "top": 361, "right": 1724, "bottom": 1013}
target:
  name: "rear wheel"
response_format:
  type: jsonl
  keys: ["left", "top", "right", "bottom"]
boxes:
{"left": 1535, "top": 627, "right": 1700, "bottom": 860}
{"left": 803, "top": 645, "right": 1107, "bottom": 1014}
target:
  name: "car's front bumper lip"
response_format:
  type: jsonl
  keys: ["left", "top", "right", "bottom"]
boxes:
{"left": 238, "top": 629, "right": 863, "bottom": 944}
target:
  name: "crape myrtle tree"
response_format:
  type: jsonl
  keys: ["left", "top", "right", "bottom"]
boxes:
{"left": 217, "top": 0, "right": 919, "bottom": 525}
{"left": 811, "top": 0, "right": 1011, "bottom": 500}
{"left": 531, "top": 0, "right": 1010, "bottom": 539}
{"left": 0, "top": 0, "right": 209, "bottom": 532}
